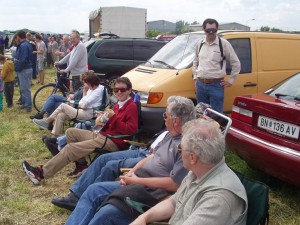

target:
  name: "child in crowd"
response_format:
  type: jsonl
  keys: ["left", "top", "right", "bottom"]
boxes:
{"left": 0, "top": 54, "right": 15, "bottom": 108}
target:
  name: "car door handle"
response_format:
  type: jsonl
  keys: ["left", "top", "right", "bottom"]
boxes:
{"left": 243, "top": 82, "right": 257, "bottom": 87}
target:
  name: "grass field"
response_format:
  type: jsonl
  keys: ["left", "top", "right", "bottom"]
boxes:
{"left": 0, "top": 68, "right": 299, "bottom": 225}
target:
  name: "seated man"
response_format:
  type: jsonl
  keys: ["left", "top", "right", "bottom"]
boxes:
{"left": 63, "top": 96, "right": 196, "bottom": 225}
{"left": 22, "top": 77, "right": 138, "bottom": 183}
{"left": 131, "top": 119, "right": 248, "bottom": 225}
{"left": 51, "top": 129, "right": 168, "bottom": 210}
{"left": 32, "top": 71, "right": 105, "bottom": 136}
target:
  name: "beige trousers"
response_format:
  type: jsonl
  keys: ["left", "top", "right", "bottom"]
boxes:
{"left": 43, "top": 128, "right": 118, "bottom": 178}
{"left": 46, "top": 103, "right": 91, "bottom": 136}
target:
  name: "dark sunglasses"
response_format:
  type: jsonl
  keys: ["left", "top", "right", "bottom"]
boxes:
{"left": 177, "top": 143, "right": 182, "bottom": 154}
{"left": 205, "top": 28, "right": 217, "bottom": 34}
{"left": 113, "top": 87, "right": 129, "bottom": 93}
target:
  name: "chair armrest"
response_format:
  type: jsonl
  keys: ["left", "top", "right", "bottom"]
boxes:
{"left": 106, "top": 133, "right": 135, "bottom": 139}
{"left": 123, "top": 140, "right": 147, "bottom": 148}
{"left": 120, "top": 168, "right": 132, "bottom": 174}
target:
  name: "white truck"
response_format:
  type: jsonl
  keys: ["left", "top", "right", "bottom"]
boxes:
{"left": 89, "top": 6, "right": 147, "bottom": 38}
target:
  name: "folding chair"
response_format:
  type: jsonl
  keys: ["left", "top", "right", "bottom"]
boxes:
{"left": 203, "top": 108, "right": 232, "bottom": 136}
{"left": 233, "top": 169, "right": 270, "bottom": 225}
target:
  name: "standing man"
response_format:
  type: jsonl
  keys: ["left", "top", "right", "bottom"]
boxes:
{"left": 55, "top": 30, "right": 88, "bottom": 91}
{"left": 55, "top": 35, "right": 71, "bottom": 88}
{"left": 193, "top": 18, "right": 240, "bottom": 113}
{"left": 26, "top": 33, "right": 37, "bottom": 80}
{"left": 34, "top": 34, "right": 46, "bottom": 85}
{"left": 131, "top": 119, "right": 248, "bottom": 225}
{"left": 14, "top": 30, "right": 33, "bottom": 112}
{"left": 0, "top": 36, "right": 4, "bottom": 55}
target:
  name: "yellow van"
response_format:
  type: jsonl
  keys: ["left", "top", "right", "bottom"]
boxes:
{"left": 123, "top": 31, "right": 300, "bottom": 132}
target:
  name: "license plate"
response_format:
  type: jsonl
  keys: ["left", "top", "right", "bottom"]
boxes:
{"left": 257, "top": 116, "right": 300, "bottom": 139}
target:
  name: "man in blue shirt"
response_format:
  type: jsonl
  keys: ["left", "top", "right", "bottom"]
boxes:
{"left": 14, "top": 30, "right": 33, "bottom": 112}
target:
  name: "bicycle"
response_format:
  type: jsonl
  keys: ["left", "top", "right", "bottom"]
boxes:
{"left": 33, "top": 67, "right": 113, "bottom": 112}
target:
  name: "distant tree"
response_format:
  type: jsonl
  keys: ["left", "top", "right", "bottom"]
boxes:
{"left": 146, "top": 30, "right": 162, "bottom": 38}
{"left": 173, "top": 20, "right": 194, "bottom": 34}
{"left": 270, "top": 27, "right": 284, "bottom": 32}
{"left": 260, "top": 26, "right": 270, "bottom": 31}
{"left": 191, "top": 21, "right": 199, "bottom": 25}
{"left": 260, "top": 26, "right": 284, "bottom": 32}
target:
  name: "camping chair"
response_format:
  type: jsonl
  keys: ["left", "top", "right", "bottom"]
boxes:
{"left": 233, "top": 169, "right": 270, "bottom": 225}
{"left": 203, "top": 107, "right": 232, "bottom": 136}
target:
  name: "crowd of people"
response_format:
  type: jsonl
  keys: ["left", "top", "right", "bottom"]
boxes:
{"left": 0, "top": 29, "right": 86, "bottom": 112}
{"left": 1, "top": 18, "right": 248, "bottom": 225}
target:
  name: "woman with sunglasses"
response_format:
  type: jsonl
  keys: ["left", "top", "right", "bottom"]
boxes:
{"left": 22, "top": 77, "right": 139, "bottom": 184}
{"left": 192, "top": 18, "right": 241, "bottom": 113}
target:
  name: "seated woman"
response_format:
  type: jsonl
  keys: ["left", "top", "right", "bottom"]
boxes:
{"left": 33, "top": 71, "right": 104, "bottom": 137}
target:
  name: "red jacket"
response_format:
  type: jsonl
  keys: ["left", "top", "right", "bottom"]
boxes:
{"left": 100, "top": 98, "right": 138, "bottom": 149}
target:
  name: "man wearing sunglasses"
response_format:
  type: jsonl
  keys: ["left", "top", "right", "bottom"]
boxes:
{"left": 193, "top": 18, "right": 241, "bottom": 113}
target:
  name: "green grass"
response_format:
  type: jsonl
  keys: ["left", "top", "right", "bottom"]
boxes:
{"left": 0, "top": 68, "right": 300, "bottom": 224}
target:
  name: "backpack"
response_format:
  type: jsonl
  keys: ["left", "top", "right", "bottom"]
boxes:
{"left": 198, "top": 36, "right": 226, "bottom": 69}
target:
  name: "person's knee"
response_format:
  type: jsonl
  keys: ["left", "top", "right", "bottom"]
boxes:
{"left": 66, "top": 128, "right": 77, "bottom": 138}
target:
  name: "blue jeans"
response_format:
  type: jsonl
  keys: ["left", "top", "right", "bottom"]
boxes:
{"left": 42, "top": 94, "right": 66, "bottom": 116}
{"left": 65, "top": 181, "right": 121, "bottom": 225}
{"left": 18, "top": 68, "right": 32, "bottom": 109}
{"left": 196, "top": 79, "right": 224, "bottom": 113}
{"left": 71, "top": 148, "right": 149, "bottom": 198}
{"left": 87, "top": 204, "right": 132, "bottom": 225}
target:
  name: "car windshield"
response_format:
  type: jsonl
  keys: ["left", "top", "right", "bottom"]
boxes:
{"left": 144, "top": 33, "right": 204, "bottom": 70}
{"left": 267, "top": 72, "right": 300, "bottom": 101}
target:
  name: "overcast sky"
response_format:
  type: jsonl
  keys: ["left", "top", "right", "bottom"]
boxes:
{"left": 1, "top": 0, "right": 300, "bottom": 34}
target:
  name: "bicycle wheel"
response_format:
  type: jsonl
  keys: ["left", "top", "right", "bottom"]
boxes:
{"left": 33, "top": 83, "right": 67, "bottom": 112}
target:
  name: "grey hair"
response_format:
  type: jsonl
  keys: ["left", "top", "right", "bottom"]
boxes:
{"left": 167, "top": 96, "right": 196, "bottom": 125}
{"left": 181, "top": 119, "right": 225, "bottom": 164}
{"left": 71, "top": 30, "right": 80, "bottom": 38}
{"left": 63, "top": 35, "right": 69, "bottom": 40}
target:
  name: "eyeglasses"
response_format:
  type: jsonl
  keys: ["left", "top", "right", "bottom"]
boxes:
{"left": 113, "top": 87, "right": 129, "bottom": 93}
{"left": 177, "top": 143, "right": 182, "bottom": 154}
{"left": 204, "top": 28, "right": 217, "bottom": 34}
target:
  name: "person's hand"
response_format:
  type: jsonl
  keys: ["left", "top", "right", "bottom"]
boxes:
{"left": 119, "top": 172, "right": 139, "bottom": 186}
{"left": 221, "top": 80, "right": 232, "bottom": 87}
{"left": 105, "top": 109, "right": 115, "bottom": 118}
{"left": 54, "top": 50, "right": 61, "bottom": 56}
{"left": 54, "top": 61, "right": 60, "bottom": 66}
{"left": 68, "top": 94, "right": 74, "bottom": 100}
